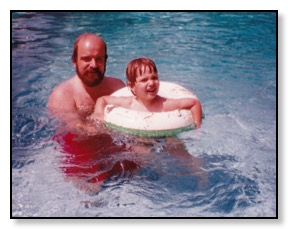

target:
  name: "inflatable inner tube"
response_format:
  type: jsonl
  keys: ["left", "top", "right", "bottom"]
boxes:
{"left": 104, "top": 81, "right": 197, "bottom": 137}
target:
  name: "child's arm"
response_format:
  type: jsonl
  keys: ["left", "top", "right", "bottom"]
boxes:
{"left": 189, "top": 98, "right": 202, "bottom": 128}
{"left": 93, "top": 96, "right": 131, "bottom": 121}
{"left": 169, "top": 98, "right": 203, "bottom": 128}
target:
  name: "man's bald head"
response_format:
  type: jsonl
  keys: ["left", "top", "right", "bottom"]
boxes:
{"left": 72, "top": 33, "right": 107, "bottom": 64}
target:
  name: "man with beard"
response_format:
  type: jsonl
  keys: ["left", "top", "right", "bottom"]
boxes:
{"left": 48, "top": 33, "right": 125, "bottom": 132}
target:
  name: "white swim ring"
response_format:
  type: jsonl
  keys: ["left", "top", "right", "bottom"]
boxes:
{"left": 104, "top": 81, "right": 198, "bottom": 137}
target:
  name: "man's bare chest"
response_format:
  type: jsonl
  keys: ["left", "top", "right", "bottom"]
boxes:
{"left": 75, "top": 96, "right": 95, "bottom": 117}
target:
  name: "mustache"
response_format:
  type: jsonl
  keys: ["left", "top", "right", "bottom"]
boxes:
{"left": 87, "top": 68, "right": 101, "bottom": 74}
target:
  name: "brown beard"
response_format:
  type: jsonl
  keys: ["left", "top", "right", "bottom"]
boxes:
{"left": 76, "top": 66, "right": 105, "bottom": 87}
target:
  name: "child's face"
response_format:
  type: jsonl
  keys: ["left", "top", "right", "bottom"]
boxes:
{"left": 131, "top": 68, "right": 159, "bottom": 100}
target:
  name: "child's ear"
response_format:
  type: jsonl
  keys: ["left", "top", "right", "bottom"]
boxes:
{"left": 128, "top": 82, "right": 136, "bottom": 95}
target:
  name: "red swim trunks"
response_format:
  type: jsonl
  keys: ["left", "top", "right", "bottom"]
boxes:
{"left": 53, "top": 132, "right": 138, "bottom": 183}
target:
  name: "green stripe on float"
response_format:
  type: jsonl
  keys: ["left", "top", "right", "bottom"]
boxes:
{"left": 105, "top": 122, "right": 195, "bottom": 138}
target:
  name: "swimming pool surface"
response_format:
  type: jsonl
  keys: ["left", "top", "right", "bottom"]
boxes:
{"left": 11, "top": 11, "right": 277, "bottom": 217}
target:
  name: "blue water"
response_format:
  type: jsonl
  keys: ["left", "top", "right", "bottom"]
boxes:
{"left": 12, "top": 12, "right": 276, "bottom": 217}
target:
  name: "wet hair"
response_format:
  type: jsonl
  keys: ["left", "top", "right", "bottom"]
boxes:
{"left": 71, "top": 33, "right": 108, "bottom": 63}
{"left": 126, "top": 57, "right": 158, "bottom": 87}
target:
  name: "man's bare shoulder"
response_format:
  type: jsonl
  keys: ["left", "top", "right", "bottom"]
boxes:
{"left": 104, "top": 76, "right": 125, "bottom": 91}
{"left": 48, "top": 77, "right": 77, "bottom": 109}
{"left": 50, "top": 78, "right": 75, "bottom": 97}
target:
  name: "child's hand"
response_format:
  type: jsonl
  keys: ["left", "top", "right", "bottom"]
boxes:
{"left": 91, "top": 112, "right": 104, "bottom": 122}
{"left": 194, "top": 121, "right": 201, "bottom": 129}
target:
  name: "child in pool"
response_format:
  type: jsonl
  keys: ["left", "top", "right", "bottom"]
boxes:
{"left": 93, "top": 57, "right": 202, "bottom": 128}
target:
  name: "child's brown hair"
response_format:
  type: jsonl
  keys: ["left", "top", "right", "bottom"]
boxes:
{"left": 126, "top": 57, "right": 158, "bottom": 87}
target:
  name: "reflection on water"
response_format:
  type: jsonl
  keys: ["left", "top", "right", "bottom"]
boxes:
{"left": 12, "top": 12, "right": 276, "bottom": 217}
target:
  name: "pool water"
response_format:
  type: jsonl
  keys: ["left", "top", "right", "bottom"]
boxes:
{"left": 11, "top": 12, "right": 277, "bottom": 217}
